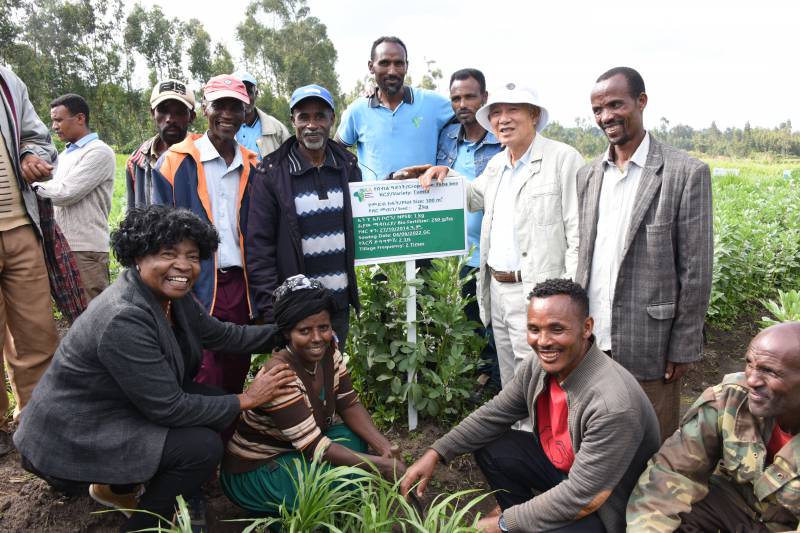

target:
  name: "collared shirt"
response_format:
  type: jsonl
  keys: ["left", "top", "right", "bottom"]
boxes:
{"left": 236, "top": 116, "right": 261, "bottom": 157}
{"left": 195, "top": 133, "right": 243, "bottom": 269}
{"left": 452, "top": 139, "right": 481, "bottom": 267}
{"left": 587, "top": 132, "right": 651, "bottom": 351}
{"left": 336, "top": 86, "right": 453, "bottom": 181}
{"left": 486, "top": 140, "right": 536, "bottom": 272}
{"left": 65, "top": 132, "right": 98, "bottom": 153}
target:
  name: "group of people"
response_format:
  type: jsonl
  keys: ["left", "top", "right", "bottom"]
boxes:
{"left": 0, "top": 32, "right": 796, "bottom": 533}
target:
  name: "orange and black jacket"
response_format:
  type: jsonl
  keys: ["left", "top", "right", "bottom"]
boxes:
{"left": 151, "top": 135, "right": 259, "bottom": 316}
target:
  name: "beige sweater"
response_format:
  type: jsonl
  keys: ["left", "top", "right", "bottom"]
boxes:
{"left": 34, "top": 137, "right": 115, "bottom": 251}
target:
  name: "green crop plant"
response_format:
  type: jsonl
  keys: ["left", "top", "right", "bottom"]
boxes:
{"left": 346, "top": 256, "right": 486, "bottom": 426}
{"left": 235, "top": 457, "right": 489, "bottom": 532}
{"left": 708, "top": 173, "right": 800, "bottom": 328}
{"left": 760, "top": 289, "right": 800, "bottom": 326}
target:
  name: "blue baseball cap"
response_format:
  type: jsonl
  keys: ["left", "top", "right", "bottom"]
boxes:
{"left": 231, "top": 70, "right": 257, "bottom": 86}
{"left": 289, "top": 84, "right": 335, "bottom": 112}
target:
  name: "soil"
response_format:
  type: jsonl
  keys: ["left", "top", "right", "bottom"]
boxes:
{"left": 0, "top": 322, "right": 758, "bottom": 532}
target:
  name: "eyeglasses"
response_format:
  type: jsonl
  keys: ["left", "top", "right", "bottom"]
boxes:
{"left": 158, "top": 81, "right": 187, "bottom": 95}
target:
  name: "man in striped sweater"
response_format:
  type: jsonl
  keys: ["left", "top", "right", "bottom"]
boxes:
{"left": 246, "top": 85, "right": 361, "bottom": 342}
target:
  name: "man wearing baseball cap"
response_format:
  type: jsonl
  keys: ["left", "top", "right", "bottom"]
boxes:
{"left": 246, "top": 84, "right": 361, "bottom": 341}
{"left": 152, "top": 75, "right": 260, "bottom": 413}
{"left": 397, "top": 83, "right": 584, "bottom": 404}
{"left": 125, "top": 78, "right": 197, "bottom": 209}
{"left": 231, "top": 70, "right": 290, "bottom": 160}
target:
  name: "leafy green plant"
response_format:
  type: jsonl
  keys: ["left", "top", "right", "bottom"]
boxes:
{"left": 346, "top": 256, "right": 486, "bottom": 426}
{"left": 95, "top": 494, "right": 195, "bottom": 532}
{"left": 236, "top": 457, "right": 489, "bottom": 533}
{"left": 239, "top": 455, "right": 375, "bottom": 533}
{"left": 708, "top": 174, "right": 800, "bottom": 328}
{"left": 760, "top": 289, "right": 800, "bottom": 326}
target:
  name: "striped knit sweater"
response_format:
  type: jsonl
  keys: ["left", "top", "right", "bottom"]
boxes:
{"left": 223, "top": 347, "right": 358, "bottom": 473}
{"left": 287, "top": 145, "right": 349, "bottom": 311}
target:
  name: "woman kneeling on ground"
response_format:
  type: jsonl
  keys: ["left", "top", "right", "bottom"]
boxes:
{"left": 221, "top": 274, "right": 405, "bottom": 514}
{"left": 14, "top": 205, "right": 295, "bottom": 532}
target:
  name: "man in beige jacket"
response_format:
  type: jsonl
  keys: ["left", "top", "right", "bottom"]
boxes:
{"left": 399, "top": 84, "right": 583, "bottom": 393}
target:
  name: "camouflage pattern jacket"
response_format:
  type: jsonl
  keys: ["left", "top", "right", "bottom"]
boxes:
{"left": 627, "top": 373, "right": 800, "bottom": 532}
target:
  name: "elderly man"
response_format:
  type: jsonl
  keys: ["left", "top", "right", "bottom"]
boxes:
{"left": 152, "top": 74, "right": 259, "bottom": 397}
{"left": 405, "top": 84, "right": 583, "bottom": 392}
{"left": 575, "top": 67, "right": 713, "bottom": 440}
{"left": 335, "top": 36, "right": 453, "bottom": 181}
{"left": 627, "top": 322, "right": 800, "bottom": 532}
{"left": 438, "top": 68, "right": 502, "bottom": 394}
{"left": 401, "top": 279, "right": 660, "bottom": 533}
{"left": 32, "top": 93, "right": 115, "bottom": 300}
{"left": 0, "top": 65, "right": 60, "bottom": 455}
{"left": 246, "top": 85, "right": 361, "bottom": 342}
{"left": 126, "top": 78, "right": 197, "bottom": 209}
{"left": 231, "top": 70, "right": 289, "bottom": 159}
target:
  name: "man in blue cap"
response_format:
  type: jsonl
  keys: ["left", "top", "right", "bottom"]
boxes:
{"left": 246, "top": 84, "right": 361, "bottom": 341}
{"left": 232, "top": 70, "right": 290, "bottom": 159}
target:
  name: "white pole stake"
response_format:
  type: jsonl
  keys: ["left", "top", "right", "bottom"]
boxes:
{"left": 405, "top": 259, "right": 418, "bottom": 430}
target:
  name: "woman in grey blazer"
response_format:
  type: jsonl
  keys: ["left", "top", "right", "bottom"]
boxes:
{"left": 14, "top": 205, "right": 296, "bottom": 532}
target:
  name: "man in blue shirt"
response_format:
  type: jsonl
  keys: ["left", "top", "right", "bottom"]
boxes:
{"left": 232, "top": 70, "right": 290, "bottom": 160}
{"left": 335, "top": 36, "right": 453, "bottom": 181}
{"left": 437, "top": 68, "right": 503, "bottom": 396}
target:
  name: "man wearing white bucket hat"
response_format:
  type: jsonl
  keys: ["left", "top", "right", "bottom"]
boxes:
{"left": 396, "top": 83, "right": 584, "bottom": 394}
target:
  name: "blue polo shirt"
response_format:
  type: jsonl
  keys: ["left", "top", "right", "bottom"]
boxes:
{"left": 336, "top": 86, "right": 453, "bottom": 181}
{"left": 236, "top": 117, "right": 261, "bottom": 157}
{"left": 452, "top": 140, "right": 482, "bottom": 267}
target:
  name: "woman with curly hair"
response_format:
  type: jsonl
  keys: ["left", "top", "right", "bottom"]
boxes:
{"left": 14, "top": 205, "right": 296, "bottom": 532}
{"left": 221, "top": 274, "right": 404, "bottom": 515}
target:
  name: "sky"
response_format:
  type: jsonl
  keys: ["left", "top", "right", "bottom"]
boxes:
{"left": 141, "top": 0, "right": 798, "bottom": 131}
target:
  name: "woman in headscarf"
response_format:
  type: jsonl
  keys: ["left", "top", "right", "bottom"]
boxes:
{"left": 14, "top": 205, "right": 296, "bottom": 532}
{"left": 221, "top": 274, "right": 404, "bottom": 514}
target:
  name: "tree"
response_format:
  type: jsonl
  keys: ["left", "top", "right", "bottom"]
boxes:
{"left": 124, "top": 3, "right": 184, "bottom": 83}
{"left": 184, "top": 20, "right": 235, "bottom": 85}
{"left": 418, "top": 58, "right": 443, "bottom": 90}
{"left": 236, "top": 0, "right": 340, "bottom": 112}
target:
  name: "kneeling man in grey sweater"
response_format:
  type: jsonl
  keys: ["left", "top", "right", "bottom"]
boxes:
{"left": 401, "top": 279, "right": 660, "bottom": 533}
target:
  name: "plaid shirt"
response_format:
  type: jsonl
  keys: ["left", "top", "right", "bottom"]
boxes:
{"left": 37, "top": 196, "right": 87, "bottom": 323}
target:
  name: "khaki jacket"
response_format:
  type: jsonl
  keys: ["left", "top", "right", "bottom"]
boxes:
{"left": 464, "top": 133, "right": 583, "bottom": 325}
{"left": 253, "top": 108, "right": 290, "bottom": 159}
{"left": 627, "top": 373, "right": 800, "bottom": 531}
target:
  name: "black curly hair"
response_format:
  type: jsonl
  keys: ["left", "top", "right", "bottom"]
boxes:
{"left": 110, "top": 205, "right": 219, "bottom": 267}
{"left": 529, "top": 278, "right": 589, "bottom": 318}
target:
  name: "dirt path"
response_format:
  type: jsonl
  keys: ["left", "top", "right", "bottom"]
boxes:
{"left": 0, "top": 324, "right": 757, "bottom": 532}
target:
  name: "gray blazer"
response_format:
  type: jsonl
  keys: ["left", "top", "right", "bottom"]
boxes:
{"left": 15, "top": 268, "right": 278, "bottom": 484}
{"left": 0, "top": 65, "right": 58, "bottom": 235}
{"left": 575, "top": 137, "right": 713, "bottom": 381}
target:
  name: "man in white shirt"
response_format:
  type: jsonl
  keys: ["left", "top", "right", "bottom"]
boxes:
{"left": 575, "top": 67, "right": 713, "bottom": 441}
{"left": 402, "top": 84, "right": 584, "bottom": 397}
{"left": 34, "top": 93, "right": 114, "bottom": 300}
{"left": 152, "top": 75, "right": 261, "bottom": 402}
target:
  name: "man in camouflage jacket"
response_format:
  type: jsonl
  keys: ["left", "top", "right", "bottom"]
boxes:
{"left": 627, "top": 322, "right": 800, "bottom": 532}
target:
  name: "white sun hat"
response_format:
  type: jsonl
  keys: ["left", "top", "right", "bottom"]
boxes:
{"left": 475, "top": 82, "right": 550, "bottom": 133}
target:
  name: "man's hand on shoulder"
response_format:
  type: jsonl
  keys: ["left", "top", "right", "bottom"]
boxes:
{"left": 20, "top": 153, "right": 54, "bottom": 183}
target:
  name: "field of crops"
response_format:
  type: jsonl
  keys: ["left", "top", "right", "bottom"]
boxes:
{"left": 704, "top": 157, "right": 800, "bottom": 327}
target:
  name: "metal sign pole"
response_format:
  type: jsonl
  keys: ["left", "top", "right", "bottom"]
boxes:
{"left": 405, "top": 259, "right": 418, "bottom": 430}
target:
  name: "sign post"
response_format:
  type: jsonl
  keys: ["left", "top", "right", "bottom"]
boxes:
{"left": 350, "top": 178, "right": 467, "bottom": 430}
